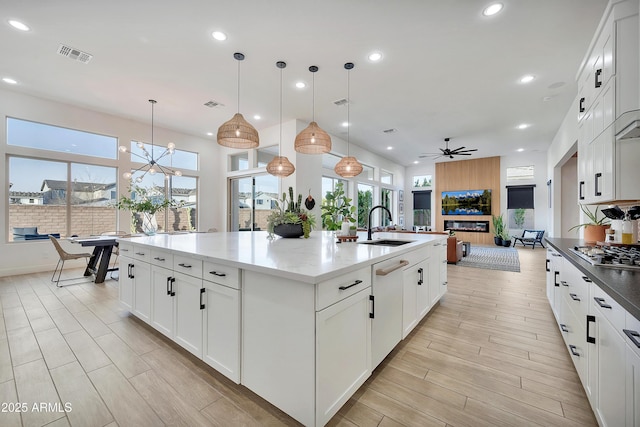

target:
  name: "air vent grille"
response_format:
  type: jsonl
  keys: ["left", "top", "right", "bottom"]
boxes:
{"left": 57, "top": 44, "right": 93, "bottom": 64}
{"left": 204, "top": 100, "right": 224, "bottom": 108}
{"left": 333, "top": 98, "right": 348, "bottom": 106}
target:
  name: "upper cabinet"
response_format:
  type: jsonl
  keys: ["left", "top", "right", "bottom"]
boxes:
{"left": 577, "top": 0, "right": 640, "bottom": 204}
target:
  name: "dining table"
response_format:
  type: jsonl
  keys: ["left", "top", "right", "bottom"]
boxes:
{"left": 69, "top": 236, "right": 119, "bottom": 284}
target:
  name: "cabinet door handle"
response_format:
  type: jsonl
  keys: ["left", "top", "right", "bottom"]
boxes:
{"left": 569, "top": 345, "right": 580, "bottom": 357}
{"left": 442, "top": 281, "right": 447, "bottom": 286}
{"left": 178, "top": 263, "right": 192, "bottom": 269}
{"left": 561, "top": 281, "right": 569, "bottom": 287}
{"left": 154, "top": 257, "right": 165, "bottom": 261}
{"left": 554, "top": 271, "right": 559, "bottom": 287}
{"left": 594, "top": 297, "right": 611, "bottom": 309}
{"left": 128, "top": 263, "right": 134, "bottom": 279}
{"left": 376, "top": 260, "right": 410, "bottom": 276}
{"left": 579, "top": 181, "right": 584, "bottom": 201}
{"left": 369, "top": 295, "right": 375, "bottom": 319}
{"left": 418, "top": 268, "right": 424, "bottom": 286}
{"left": 545, "top": 259, "right": 550, "bottom": 272}
{"left": 594, "top": 172, "right": 602, "bottom": 197}
{"left": 586, "top": 315, "right": 596, "bottom": 344}
{"left": 135, "top": 252, "right": 145, "bottom": 256}
{"left": 170, "top": 277, "right": 175, "bottom": 296}
{"left": 339, "top": 279, "right": 362, "bottom": 291}
{"left": 579, "top": 97, "right": 585, "bottom": 113}
{"left": 623, "top": 329, "right": 640, "bottom": 349}
{"left": 595, "top": 68, "right": 602, "bottom": 88}
{"left": 120, "top": 248, "right": 129, "bottom": 252}
{"left": 209, "top": 271, "right": 226, "bottom": 277}
{"left": 166, "top": 276, "right": 172, "bottom": 295}
{"left": 570, "top": 293, "right": 581, "bottom": 301}
{"left": 560, "top": 324, "right": 569, "bottom": 333}
{"left": 200, "top": 288, "right": 205, "bottom": 310}
{"left": 581, "top": 276, "right": 592, "bottom": 283}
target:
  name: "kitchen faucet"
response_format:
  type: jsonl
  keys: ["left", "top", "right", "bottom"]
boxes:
{"left": 367, "top": 205, "right": 393, "bottom": 240}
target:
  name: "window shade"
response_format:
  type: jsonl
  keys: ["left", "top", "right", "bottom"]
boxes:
{"left": 413, "top": 191, "right": 431, "bottom": 210}
{"left": 507, "top": 185, "right": 534, "bottom": 209}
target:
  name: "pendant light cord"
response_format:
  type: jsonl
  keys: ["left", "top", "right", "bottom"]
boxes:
{"left": 237, "top": 59, "right": 241, "bottom": 114}
{"left": 279, "top": 65, "right": 283, "bottom": 160}
{"left": 346, "top": 68, "right": 350, "bottom": 157}
{"left": 312, "top": 72, "right": 315, "bottom": 121}
{"left": 150, "top": 100, "right": 155, "bottom": 160}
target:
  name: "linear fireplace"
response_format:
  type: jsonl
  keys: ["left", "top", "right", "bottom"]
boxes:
{"left": 444, "top": 220, "right": 490, "bottom": 233}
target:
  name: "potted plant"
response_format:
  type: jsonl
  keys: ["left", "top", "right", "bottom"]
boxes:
{"left": 492, "top": 213, "right": 504, "bottom": 246}
{"left": 500, "top": 229, "right": 512, "bottom": 247}
{"left": 115, "top": 185, "right": 183, "bottom": 235}
{"left": 569, "top": 204, "right": 611, "bottom": 244}
{"left": 267, "top": 187, "right": 316, "bottom": 239}
{"left": 349, "top": 225, "right": 357, "bottom": 236}
{"left": 321, "top": 182, "right": 356, "bottom": 231}
{"left": 513, "top": 208, "right": 526, "bottom": 230}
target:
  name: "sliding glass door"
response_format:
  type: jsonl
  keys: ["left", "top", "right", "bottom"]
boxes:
{"left": 229, "top": 174, "right": 278, "bottom": 231}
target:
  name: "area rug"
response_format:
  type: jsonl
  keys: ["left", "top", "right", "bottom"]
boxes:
{"left": 457, "top": 246, "right": 521, "bottom": 272}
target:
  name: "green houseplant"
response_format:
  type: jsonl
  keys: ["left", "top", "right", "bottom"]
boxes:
{"left": 321, "top": 182, "right": 356, "bottom": 231}
{"left": 513, "top": 208, "right": 526, "bottom": 229}
{"left": 568, "top": 204, "right": 611, "bottom": 244}
{"left": 115, "top": 185, "right": 183, "bottom": 235}
{"left": 492, "top": 213, "right": 504, "bottom": 246}
{"left": 267, "top": 187, "right": 316, "bottom": 239}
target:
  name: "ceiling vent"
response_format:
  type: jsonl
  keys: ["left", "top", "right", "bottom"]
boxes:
{"left": 383, "top": 128, "right": 397, "bottom": 134}
{"left": 333, "top": 98, "right": 348, "bottom": 106}
{"left": 204, "top": 100, "right": 224, "bottom": 108}
{"left": 57, "top": 44, "right": 93, "bottom": 64}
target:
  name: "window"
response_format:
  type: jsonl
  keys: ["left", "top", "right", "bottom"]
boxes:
{"left": 413, "top": 191, "right": 432, "bottom": 227}
{"left": 322, "top": 176, "right": 347, "bottom": 202}
{"left": 8, "top": 157, "right": 117, "bottom": 241}
{"left": 357, "top": 183, "right": 374, "bottom": 228}
{"left": 506, "top": 165, "right": 534, "bottom": 181}
{"left": 229, "top": 174, "right": 278, "bottom": 231}
{"left": 361, "top": 164, "right": 374, "bottom": 181}
{"left": 507, "top": 185, "right": 535, "bottom": 229}
{"left": 413, "top": 175, "right": 432, "bottom": 188}
{"left": 257, "top": 146, "right": 279, "bottom": 168}
{"left": 230, "top": 152, "right": 249, "bottom": 171}
{"left": 8, "top": 117, "right": 118, "bottom": 159}
{"left": 381, "top": 188, "right": 392, "bottom": 226}
{"left": 380, "top": 170, "right": 393, "bottom": 185}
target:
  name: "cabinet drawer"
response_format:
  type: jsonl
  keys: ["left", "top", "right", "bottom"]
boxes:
{"left": 173, "top": 254, "right": 203, "bottom": 278}
{"left": 625, "top": 311, "right": 640, "bottom": 358}
{"left": 562, "top": 266, "right": 590, "bottom": 321}
{"left": 203, "top": 260, "right": 240, "bottom": 289}
{"left": 592, "top": 284, "right": 625, "bottom": 334}
{"left": 150, "top": 248, "right": 173, "bottom": 268}
{"left": 132, "top": 246, "right": 152, "bottom": 262}
{"left": 316, "top": 267, "right": 370, "bottom": 311}
{"left": 118, "top": 242, "right": 134, "bottom": 257}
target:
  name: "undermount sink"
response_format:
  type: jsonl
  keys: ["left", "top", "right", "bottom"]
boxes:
{"left": 359, "top": 239, "right": 414, "bottom": 247}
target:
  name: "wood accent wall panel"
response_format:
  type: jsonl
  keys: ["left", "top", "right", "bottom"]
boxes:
{"left": 435, "top": 157, "right": 500, "bottom": 245}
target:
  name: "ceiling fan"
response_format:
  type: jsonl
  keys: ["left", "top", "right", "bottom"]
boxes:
{"left": 419, "top": 138, "right": 478, "bottom": 159}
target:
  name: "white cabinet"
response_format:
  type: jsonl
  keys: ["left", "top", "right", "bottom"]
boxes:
{"left": 173, "top": 272, "right": 204, "bottom": 357}
{"left": 202, "top": 279, "right": 241, "bottom": 383}
{"left": 132, "top": 262, "right": 151, "bottom": 323}
{"left": 438, "top": 241, "right": 447, "bottom": 298}
{"left": 316, "top": 287, "right": 371, "bottom": 426}
{"left": 626, "top": 336, "right": 640, "bottom": 427}
{"left": 545, "top": 248, "right": 563, "bottom": 320}
{"left": 150, "top": 265, "right": 174, "bottom": 338}
{"left": 402, "top": 258, "right": 429, "bottom": 339}
{"left": 118, "top": 254, "right": 134, "bottom": 310}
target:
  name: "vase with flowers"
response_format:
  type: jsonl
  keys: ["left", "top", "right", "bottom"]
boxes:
{"left": 267, "top": 187, "right": 316, "bottom": 239}
{"left": 115, "top": 185, "right": 183, "bottom": 235}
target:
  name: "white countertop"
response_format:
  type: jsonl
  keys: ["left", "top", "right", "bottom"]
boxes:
{"left": 122, "top": 231, "right": 447, "bottom": 283}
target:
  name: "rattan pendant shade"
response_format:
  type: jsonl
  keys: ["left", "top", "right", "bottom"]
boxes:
{"left": 266, "top": 156, "right": 295, "bottom": 177}
{"left": 295, "top": 66, "right": 331, "bottom": 154}
{"left": 334, "top": 156, "right": 363, "bottom": 178}
{"left": 217, "top": 53, "right": 260, "bottom": 149}
{"left": 217, "top": 113, "right": 259, "bottom": 149}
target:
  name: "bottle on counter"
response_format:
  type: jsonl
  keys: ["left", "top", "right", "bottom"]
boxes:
{"left": 622, "top": 214, "right": 633, "bottom": 244}
{"left": 340, "top": 219, "right": 350, "bottom": 237}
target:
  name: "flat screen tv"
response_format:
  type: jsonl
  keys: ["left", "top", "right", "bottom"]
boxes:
{"left": 441, "top": 189, "right": 491, "bottom": 215}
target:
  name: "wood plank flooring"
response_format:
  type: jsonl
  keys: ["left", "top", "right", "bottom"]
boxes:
{"left": 0, "top": 247, "right": 596, "bottom": 426}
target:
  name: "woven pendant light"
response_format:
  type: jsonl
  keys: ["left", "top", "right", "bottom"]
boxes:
{"left": 217, "top": 53, "right": 259, "bottom": 149}
{"left": 267, "top": 61, "right": 295, "bottom": 177}
{"left": 335, "top": 62, "right": 362, "bottom": 178}
{"left": 295, "top": 66, "right": 331, "bottom": 154}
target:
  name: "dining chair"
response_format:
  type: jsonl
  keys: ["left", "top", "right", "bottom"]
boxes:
{"left": 101, "top": 231, "right": 130, "bottom": 279}
{"left": 49, "top": 235, "right": 93, "bottom": 287}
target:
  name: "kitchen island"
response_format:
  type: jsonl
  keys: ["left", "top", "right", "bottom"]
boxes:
{"left": 117, "top": 231, "right": 448, "bottom": 426}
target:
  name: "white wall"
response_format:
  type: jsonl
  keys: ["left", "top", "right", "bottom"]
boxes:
{"left": 404, "top": 163, "right": 436, "bottom": 230}
{"left": 561, "top": 155, "right": 579, "bottom": 238}
{"left": 0, "top": 89, "right": 219, "bottom": 276}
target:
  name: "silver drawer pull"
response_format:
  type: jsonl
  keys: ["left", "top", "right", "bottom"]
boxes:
{"left": 154, "top": 257, "right": 165, "bottom": 261}
{"left": 339, "top": 280, "right": 363, "bottom": 291}
{"left": 178, "top": 263, "right": 192, "bottom": 268}
{"left": 209, "top": 271, "right": 226, "bottom": 277}
{"left": 120, "top": 248, "right": 129, "bottom": 252}
{"left": 376, "top": 260, "right": 410, "bottom": 276}
{"left": 135, "top": 252, "right": 145, "bottom": 256}
{"left": 624, "top": 330, "right": 640, "bottom": 349}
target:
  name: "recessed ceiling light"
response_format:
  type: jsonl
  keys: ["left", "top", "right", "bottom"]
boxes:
{"left": 295, "top": 82, "right": 306, "bottom": 89}
{"left": 2, "top": 77, "right": 18, "bottom": 85}
{"left": 206, "top": 132, "right": 213, "bottom": 136}
{"left": 482, "top": 3, "right": 503, "bottom": 16}
{"left": 341, "top": 121, "right": 349, "bottom": 127}
{"left": 517, "top": 148, "right": 525, "bottom": 152}
{"left": 368, "top": 52, "right": 383, "bottom": 62}
{"left": 519, "top": 74, "right": 535, "bottom": 84}
{"left": 253, "top": 115, "right": 261, "bottom": 120}
{"left": 211, "top": 31, "right": 227, "bottom": 41}
{"left": 9, "top": 20, "right": 30, "bottom": 31}
{"left": 413, "top": 161, "right": 419, "bottom": 164}
{"left": 517, "top": 123, "right": 530, "bottom": 130}
{"left": 387, "top": 146, "right": 393, "bottom": 150}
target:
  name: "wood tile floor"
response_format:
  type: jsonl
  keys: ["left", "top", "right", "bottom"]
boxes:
{"left": 0, "top": 247, "right": 596, "bottom": 426}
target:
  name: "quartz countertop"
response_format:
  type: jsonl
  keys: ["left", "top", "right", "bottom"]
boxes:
{"left": 545, "top": 237, "right": 640, "bottom": 321}
{"left": 122, "top": 231, "right": 446, "bottom": 284}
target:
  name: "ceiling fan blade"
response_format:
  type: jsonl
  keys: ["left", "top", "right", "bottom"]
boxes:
{"left": 450, "top": 146, "right": 466, "bottom": 152}
{"left": 452, "top": 148, "right": 478, "bottom": 153}
{"left": 456, "top": 153, "right": 473, "bottom": 155}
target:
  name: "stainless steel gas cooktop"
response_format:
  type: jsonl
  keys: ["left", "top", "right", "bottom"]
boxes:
{"left": 570, "top": 245, "right": 640, "bottom": 270}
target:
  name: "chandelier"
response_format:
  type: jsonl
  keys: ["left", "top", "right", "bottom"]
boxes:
{"left": 266, "top": 61, "right": 295, "bottom": 177}
{"left": 119, "top": 99, "right": 182, "bottom": 182}
{"left": 334, "top": 63, "right": 363, "bottom": 178}
{"left": 294, "top": 65, "right": 331, "bottom": 154}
